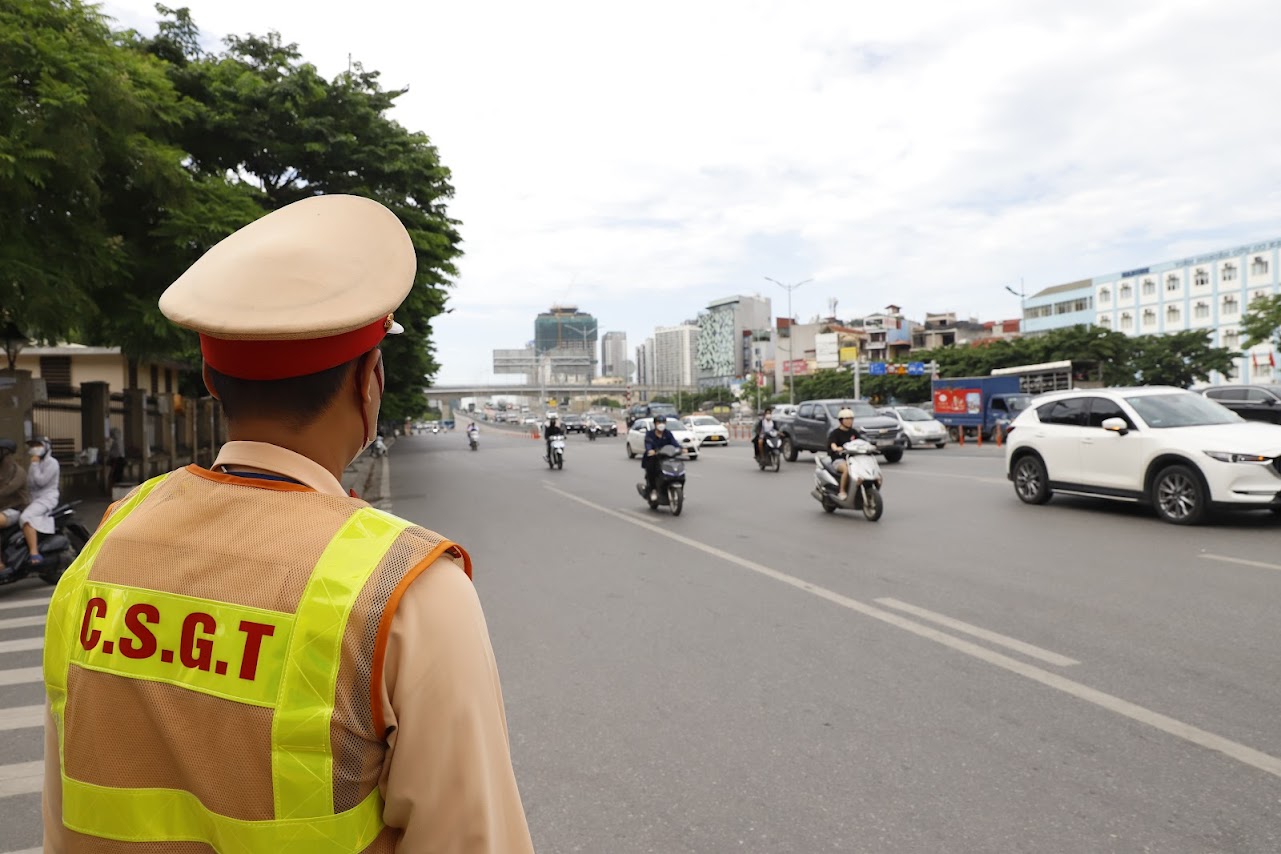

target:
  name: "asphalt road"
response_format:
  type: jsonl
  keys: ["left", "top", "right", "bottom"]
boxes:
{"left": 1, "top": 430, "right": 1278, "bottom": 852}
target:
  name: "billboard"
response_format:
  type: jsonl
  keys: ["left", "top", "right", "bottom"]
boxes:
{"left": 782, "top": 359, "right": 810, "bottom": 376}
{"left": 839, "top": 346, "right": 861, "bottom": 364}
{"left": 934, "top": 388, "right": 981, "bottom": 415}
{"left": 815, "top": 333, "right": 840, "bottom": 369}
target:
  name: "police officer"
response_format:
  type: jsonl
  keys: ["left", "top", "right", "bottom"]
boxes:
{"left": 42, "top": 195, "right": 535, "bottom": 853}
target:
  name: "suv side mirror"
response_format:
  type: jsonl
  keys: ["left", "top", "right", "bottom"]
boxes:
{"left": 1101, "top": 417, "right": 1129, "bottom": 435}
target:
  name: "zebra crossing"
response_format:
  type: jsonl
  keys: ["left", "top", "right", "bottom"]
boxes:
{"left": 0, "top": 581, "right": 54, "bottom": 853}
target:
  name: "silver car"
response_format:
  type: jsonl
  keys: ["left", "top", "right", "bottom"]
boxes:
{"left": 880, "top": 406, "right": 948, "bottom": 449}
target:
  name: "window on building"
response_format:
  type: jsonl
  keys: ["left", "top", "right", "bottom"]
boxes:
{"left": 1194, "top": 301, "right": 1211, "bottom": 320}
{"left": 1251, "top": 256, "right": 1269, "bottom": 276}
{"left": 1142, "top": 278, "right": 1156, "bottom": 296}
{"left": 1166, "top": 305, "right": 1180, "bottom": 323}
{"left": 1194, "top": 268, "right": 1209, "bottom": 287}
{"left": 1222, "top": 295, "right": 1239, "bottom": 316}
{"left": 39, "top": 356, "right": 72, "bottom": 389}
{"left": 1120, "top": 312, "right": 1133, "bottom": 327}
{"left": 1120, "top": 283, "right": 1133, "bottom": 299}
{"left": 1142, "top": 309, "right": 1157, "bottom": 327}
{"left": 1250, "top": 289, "right": 1270, "bottom": 304}
{"left": 1098, "top": 315, "right": 1112, "bottom": 328}
{"left": 1222, "top": 263, "right": 1237, "bottom": 282}
{"left": 1166, "top": 275, "right": 1180, "bottom": 292}
{"left": 1223, "top": 330, "right": 1240, "bottom": 349}
{"left": 1098, "top": 287, "right": 1111, "bottom": 303}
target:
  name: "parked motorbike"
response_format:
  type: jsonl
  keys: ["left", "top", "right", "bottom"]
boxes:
{"left": 0, "top": 501, "right": 91, "bottom": 586}
{"left": 756, "top": 430, "right": 783, "bottom": 472}
{"left": 810, "top": 439, "right": 884, "bottom": 521}
{"left": 637, "top": 445, "right": 686, "bottom": 516}
{"left": 547, "top": 436, "right": 566, "bottom": 470}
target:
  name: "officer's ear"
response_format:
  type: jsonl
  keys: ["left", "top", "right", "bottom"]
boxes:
{"left": 354, "top": 349, "right": 382, "bottom": 403}
{"left": 202, "top": 364, "right": 220, "bottom": 400}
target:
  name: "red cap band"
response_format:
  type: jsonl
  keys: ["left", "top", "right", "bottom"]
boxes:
{"left": 200, "top": 318, "right": 388, "bottom": 380}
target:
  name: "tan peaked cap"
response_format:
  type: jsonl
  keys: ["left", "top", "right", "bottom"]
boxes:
{"left": 159, "top": 194, "right": 415, "bottom": 342}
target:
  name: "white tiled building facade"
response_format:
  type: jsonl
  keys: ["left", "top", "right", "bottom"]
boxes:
{"left": 1077, "top": 238, "right": 1280, "bottom": 385}
{"left": 653, "top": 325, "right": 700, "bottom": 389}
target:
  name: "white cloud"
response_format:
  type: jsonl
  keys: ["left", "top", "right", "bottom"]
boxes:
{"left": 102, "top": 0, "right": 1281, "bottom": 382}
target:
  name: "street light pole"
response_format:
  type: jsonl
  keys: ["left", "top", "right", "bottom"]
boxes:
{"left": 1005, "top": 277, "right": 1027, "bottom": 327}
{"left": 765, "top": 277, "right": 813, "bottom": 405}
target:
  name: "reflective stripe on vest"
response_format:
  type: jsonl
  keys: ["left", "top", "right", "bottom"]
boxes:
{"left": 44, "top": 473, "right": 414, "bottom": 853}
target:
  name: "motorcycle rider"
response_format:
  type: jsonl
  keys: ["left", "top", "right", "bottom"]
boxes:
{"left": 0, "top": 440, "right": 30, "bottom": 572}
{"left": 466, "top": 421, "right": 479, "bottom": 447}
{"left": 753, "top": 406, "right": 776, "bottom": 462}
{"left": 642, "top": 415, "right": 683, "bottom": 501}
{"left": 543, "top": 412, "right": 565, "bottom": 462}
{"left": 827, "top": 408, "right": 859, "bottom": 501}
{"left": 22, "top": 437, "right": 59, "bottom": 565}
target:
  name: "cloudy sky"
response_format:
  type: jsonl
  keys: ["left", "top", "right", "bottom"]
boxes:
{"left": 103, "top": 0, "right": 1281, "bottom": 383}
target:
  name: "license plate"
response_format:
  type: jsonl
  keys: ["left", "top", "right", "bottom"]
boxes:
{"left": 876, "top": 439, "right": 896, "bottom": 447}
{"left": 708, "top": 435, "right": 722, "bottom": 441}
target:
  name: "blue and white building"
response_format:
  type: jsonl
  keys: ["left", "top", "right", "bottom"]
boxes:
{"left": 1026, "top": 238, "right": 1281, "bottom": 385}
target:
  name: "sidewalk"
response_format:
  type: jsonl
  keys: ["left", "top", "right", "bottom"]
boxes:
{"left": 78, "top": 443, "right": 393, "bottom": 532}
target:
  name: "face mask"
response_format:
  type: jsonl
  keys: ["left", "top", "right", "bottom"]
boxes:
{"left": 30, "top": 446, "right": 47, "bottom": 459}
{"left": 655, "top": 424, "right": 665, "bottom": 433}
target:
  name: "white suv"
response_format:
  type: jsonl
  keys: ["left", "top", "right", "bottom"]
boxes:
{"left": 1005, "top": 386, "right": 1281, "bottom": 524}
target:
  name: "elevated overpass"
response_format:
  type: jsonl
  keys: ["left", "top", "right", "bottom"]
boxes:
{"left": 424, "top": 383, "right": 675, "bottom": 402}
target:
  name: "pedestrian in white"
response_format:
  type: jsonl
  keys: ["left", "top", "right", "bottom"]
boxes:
{"left": 21, "top": 437, "right": 59, "bottom": 565}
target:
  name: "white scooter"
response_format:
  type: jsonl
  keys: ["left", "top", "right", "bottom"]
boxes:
{"left": 811, "top": 438, "right": 884, "bottom": 521}
{"left": 546, "top": 436, "right": 566, "bottom": 470}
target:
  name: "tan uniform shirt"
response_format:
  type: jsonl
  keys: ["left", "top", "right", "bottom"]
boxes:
{"left": 44, "top": 442, "right": 535, "bottom": 853}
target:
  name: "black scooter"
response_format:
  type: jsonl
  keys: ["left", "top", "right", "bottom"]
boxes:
{"left": 755, "top": 430, "right": 783, "bottom": 472}
{"left": 0, "top": 501, "right": 91, "bottom": 586}
{"left": 637, "top": 445, "right": 687, "bottom": 516}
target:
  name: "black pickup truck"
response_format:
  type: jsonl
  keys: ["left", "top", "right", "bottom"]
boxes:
{"left": 774, "top": 399, "right": 907, "bottom": 463}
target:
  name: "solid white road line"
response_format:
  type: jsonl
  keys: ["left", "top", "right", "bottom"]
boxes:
{"left": 0, "top": 668, "right": 42, "bottom": 687}
{"left": 0, "top": 760, "right": 43, "bottom": 798}
{"left": 874, "top": 598, "right": 1079, "bottom": 666}
{"left": 0, "top": 638, "right": 41, "bottom": 655}
{"left": 544, "top": 484, "right": 1281, "bottom": 781}
{"left": 1199, "top": 553, "right": 1281, "bottom": 573}
{"left": 0, "top": 597, "right": 50, "bottom": 613}
{"left": 0, "top": 616, "right": 44, "bottom": 631}
{"left": 0, "top": 705, "right": 42, "bottom": 732}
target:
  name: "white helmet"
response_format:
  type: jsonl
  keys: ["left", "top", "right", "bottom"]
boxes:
{"left": 548, "top": 413, "right": 558, "bottom": 422}
{"left": 837, "top": 408, "right": 855, "bottom": 420}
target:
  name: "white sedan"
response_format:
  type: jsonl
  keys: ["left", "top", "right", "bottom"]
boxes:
{"left": 880, "top": 406, "right": 948, "bottom": 449}
{"left": 682, "top": 415, "right": 729, "bottom": 446}
{"left": 627, "top": 418, "right": 700, "bottom": 460}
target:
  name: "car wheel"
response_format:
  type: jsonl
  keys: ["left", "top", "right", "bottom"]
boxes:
{"left": 883, "top": 449, "right": 903, "bottom": 464}
{"left": 782, "top": 436, "right": 798, "bottom": 462}
{"left": 627, "top": 443, "right": 636, "bottom": 459}
{"left": 1012, "top": 455, "right": 1051, "bottom": 505}
{"left": 904, "top": 436, "right": 914, "bottom": 450}
{"left": 1152, "top": 464, "right": 1207, "bottom": 525}
{"left": 935, "top": 442, "right": 946, "bottom": 449}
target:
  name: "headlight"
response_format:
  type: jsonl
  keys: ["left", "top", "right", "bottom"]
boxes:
{"left": 1204, "top": 451, "right": 1273, "bottom": 464}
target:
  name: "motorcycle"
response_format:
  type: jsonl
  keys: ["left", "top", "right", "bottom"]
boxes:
{"left": 370, "top": 436, "right": 388, "bottom": 458}
{"left": 468, "top": 434, "right": 478, "bottom": 451}
{"left": 756, "top": 429, "right": 783, "bottom": 472}
{"left": 636, "top": 445, "right": 686, "bottom": 516}
{"left": 587, "top": 423, "right": 600, "bottom": 442}
{"left": 546, "top": 436, "right": 566, "bottom": 470}
{"left": 0, "top": 501, "right": 92, "bottom": 586}
{"left": 811, "top": 439, "right": 884, "bottom": 521}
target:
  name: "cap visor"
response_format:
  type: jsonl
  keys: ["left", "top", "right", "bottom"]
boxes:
{"left": 386, "top": 320, "right": 405, "bottom": 335}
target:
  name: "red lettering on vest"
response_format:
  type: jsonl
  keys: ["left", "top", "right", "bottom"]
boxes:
{"left": 80, "top": 597, "right": 107, "bottom": 651}
{"left": 180, "top": 612, "right": 216, "bottom": 672}
{"left": 237, "top": 621, "right": 275, "bottom": 681}
{"left": 119, "top": 604, "right": 160, "bottom": 660}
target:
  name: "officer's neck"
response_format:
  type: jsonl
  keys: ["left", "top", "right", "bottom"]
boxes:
{"left": 226, "top": 418, "right": 354, "bottom": 484}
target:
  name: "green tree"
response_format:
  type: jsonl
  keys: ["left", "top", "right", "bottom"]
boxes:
{"left": 591, "top": 397, "right": 622, "bottom": 409}
{"left": 1126, "top": 330, "right": 1236, "bottom": 387}
{"left": 0, "top": 0, "right": 209, "bottom": 344}
{"left": 131, "top": 9, "right": 462, "bottom": 419}
{"left": 1242, "top": 294, "right": 1281, "bottom": 349}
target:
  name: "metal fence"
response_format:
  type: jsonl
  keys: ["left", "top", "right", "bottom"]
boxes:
{"left": 32, "top": 386, "right": 83, "bottom": 464}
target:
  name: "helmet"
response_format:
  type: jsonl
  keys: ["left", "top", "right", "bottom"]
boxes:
{"left": 548, "top": 413, "right": 558, "bottom": 422}
{"left": 837, "top": 408, "right": 855, "bottom": 420}
{"left": 653, "top": 414, "right": 667, "bottom": 423}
